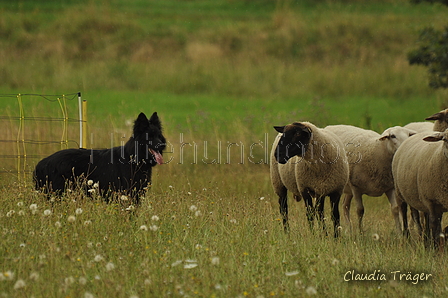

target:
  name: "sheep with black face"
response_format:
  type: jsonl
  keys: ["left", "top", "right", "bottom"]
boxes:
{"left": 270, "top": 122, "right": 349, "bottom": 237}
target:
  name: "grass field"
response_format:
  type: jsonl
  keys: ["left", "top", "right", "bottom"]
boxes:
{"left": 1, "top": 0, "right": 448, "bottom": 297}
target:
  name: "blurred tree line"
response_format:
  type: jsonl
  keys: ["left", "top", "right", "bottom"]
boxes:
{"left": 408, "top": 0, "right": 448, "bottom": 89}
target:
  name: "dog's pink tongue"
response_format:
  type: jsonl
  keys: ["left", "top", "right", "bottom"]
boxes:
{"left": 150, "top": 149, "right": 163, "bottom": 165}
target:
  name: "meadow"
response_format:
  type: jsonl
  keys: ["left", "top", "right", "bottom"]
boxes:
{"left": 1, "top": 0, "right": 448, "bottom": 297}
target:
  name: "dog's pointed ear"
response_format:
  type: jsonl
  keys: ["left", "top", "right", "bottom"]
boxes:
{"left": 134, "top": 112, "right": 150, "bottom": 134}
{"left": 149, "top": 112, "right": 162, "bottom": 130}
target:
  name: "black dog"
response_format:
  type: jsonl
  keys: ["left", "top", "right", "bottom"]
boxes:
{"left": 34, "top": 112, "right": 166, "bottom": 203}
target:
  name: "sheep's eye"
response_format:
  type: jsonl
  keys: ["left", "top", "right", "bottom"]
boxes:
{"left": 390, "top": 135, "right": 396, "bottom": 139}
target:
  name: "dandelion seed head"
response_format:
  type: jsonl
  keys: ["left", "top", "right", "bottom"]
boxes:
{"left": 195, "top": 210, "right": 202, "bottom": 217}
{"left": 6, "top": 210, "right": 15, "bottom": 217}
{"left": 17, "top": 201, "right": 24, "bottom": 207}
{"left": 94, "top": 254, "right": 104, "bottom": 262}
{"left": 75, "top": 208, "right": 83, "bottom": 215}
{"left": 230, "top": 219, "right": 237, "bottom": 224}
{"left": 211, "top": 257, "right": 220, "bottom": 266}
{"left": 67, "top": 215, "right": 76, "bottom": 223}
{"left": 305, "top": 286, "right": 317, "bottom": 295}
{"left": 55, "top": 221, "right": 62, "bottom": 228}
{"left": 88, "top": 189, "right": 95, "bottom": 194}
{"left": 79, "top": 277, "right": 87, "bottom": 285}
{"left": 144, "top": 278, "right": 151, "bottom": 285}
{"left": 18, "top": 210, "right": 25, "bottom": 216}
{"left": 93, "top": 182, "right": 99, "bottom": 189}
{"left": 126, "top": 205, "right": 135, "bottom": 212}
{"left": 372, "top": 233, "right": 380, "bottom": 241}
{"left": 19, "top": 243, "right": 26, "bottom": 248}
{"left": 43, "top": 209, "right": 52, "bottom": 216}
{"left": 13, "top": 279, "right": 26, "bottom": 290}
{"left": 29, "top": 272, "right": 39, "bottom": 281}
{"left": 151, "top": 215, "right": 160, "bottom": 221}
{"left": 149, "top": 225, "right": 159, "bottom": 231}
{"left": 84, "top": 292, "right": 95, "bottom": 298}
{"left": 120, "top": 195, "right": 128, "bottom": 201}
{"left": 189, "top": 205, "right": 198, "bottom": 212}
{"left": 84, "top": 220, "right": 92, "bottom": 226}
{"left": 65, "top": 276, "right": 75, "bottom": 285}
{"left": 139, "top": 225, "right": 148, "bottom": 231}
{"left": 29, "top": 203, "right": 38, "bottom": 211}
{"left": 87, "top": 180, "right": 93, "bottom": 186}
{"left": 106, "top": 262, "right": 115, "bottom": 271}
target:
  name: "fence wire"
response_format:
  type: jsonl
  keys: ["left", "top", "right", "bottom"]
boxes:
{"left": 0, "top": 93, "right": 84, "bottom": 183}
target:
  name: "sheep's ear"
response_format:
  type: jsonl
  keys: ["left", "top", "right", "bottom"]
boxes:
{"left": 423, "top": 134, "right": 444, "bottom": 142}
{"left": 274, "top": 126, "right": 285, "bottom": 133}
{"left": 426, "top": 112, "right": 443, "bottom": 121}
{"left": 408, "top": 130, "right": 417, "bottom": 137}
{"left": 379, "top": 135, "right": 389, "bottom": 141}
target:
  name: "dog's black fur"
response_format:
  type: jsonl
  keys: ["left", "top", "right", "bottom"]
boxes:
{"left": 34, "top": 112, "right": 166, "bottom": 203}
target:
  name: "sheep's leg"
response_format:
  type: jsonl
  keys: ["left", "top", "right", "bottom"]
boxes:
{"left": 342, "top": 193, "right": 353, "bottom": 229}
{"left": 385, "top": 189, "right": 402, "bottom": 234}
{"left": 350, "top": 188, "right": 364, "bottom": 234}
{"left": 329, "top": 191, "right": 341, "bottom": 238}
{"left": 410, "top": 207, "right": 423, "bottom": 237}
{"left": 277, "top": 186, "right": 289, "bottom": 232}
{"left": 428, "top": 205, "right": 443, "bottom": 248}
{"left": 400, "top": 201, "right": 409, "bottom": 237}
{"left": 316, "top": 196, "right": 327, "bottom": 235}
{"left": 302, "top": 191, "right": 315, "bottom": 231}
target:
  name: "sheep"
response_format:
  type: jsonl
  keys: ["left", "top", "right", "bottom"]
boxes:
{"left": 324, "top": 125, "right": 416, "bottom": 233}
{"left": 270, "top": 121, "right": 349, "bottom": 237}
{"left": 404, "top": 108, "right": 448, "bottom": 133}
{"left": 402, "top": 109, "right": 448, "bottom": 234}
{"left": 392, "top": 129, "right": 448, "bottom": 247}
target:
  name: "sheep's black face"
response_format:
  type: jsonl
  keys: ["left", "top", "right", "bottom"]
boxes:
{"left": 273, "top": 123, "right": 312, "bottom": 164}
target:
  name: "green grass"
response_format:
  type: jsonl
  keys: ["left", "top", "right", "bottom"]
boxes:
{"left": 1, "top": 166, "right": 448, "bottom": 297}
{"left": 1, "top": 1, "right": 448, "bottom": 296}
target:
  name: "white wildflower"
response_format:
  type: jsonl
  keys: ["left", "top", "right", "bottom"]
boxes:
{"left": 6, "top": 210, "right": 15, "bottom": 217}
{"left": 87, "top": 180, "right": 93, "bottom": 186}
{"left": 184, "top": 263, "right": 198, "bottom": 269}
{"left": 285, "top": 270, "right": 300, "bottom": 276}
{"left": 139, "top": 225, "right": 148, "bottom": 231}
{"left": 372, "top": 233, "right": 380, "bottom": 241}
{"left": 171, "top": 260, "right": 182, "bottom": 267}
{"left": 84, "top": 220, "right": 92, "bottom": 226}
{"left": 151, "top": 215, "right": 160, "bottom": 221}
{"left": 229, "top": 219, "right": 237, "bottom": 224}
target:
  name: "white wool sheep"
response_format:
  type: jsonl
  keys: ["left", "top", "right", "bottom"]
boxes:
{"left": 404, "top": 108, "right": 448, "bottom": 133}
{"left": 324, "top": 125, "right": 416, "bottom": 233}
{"left": 270, "top": 122, "right": 349, "bottom": 237}
{"left": 392, "top": 129, "right": 448, "bottom": 246}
